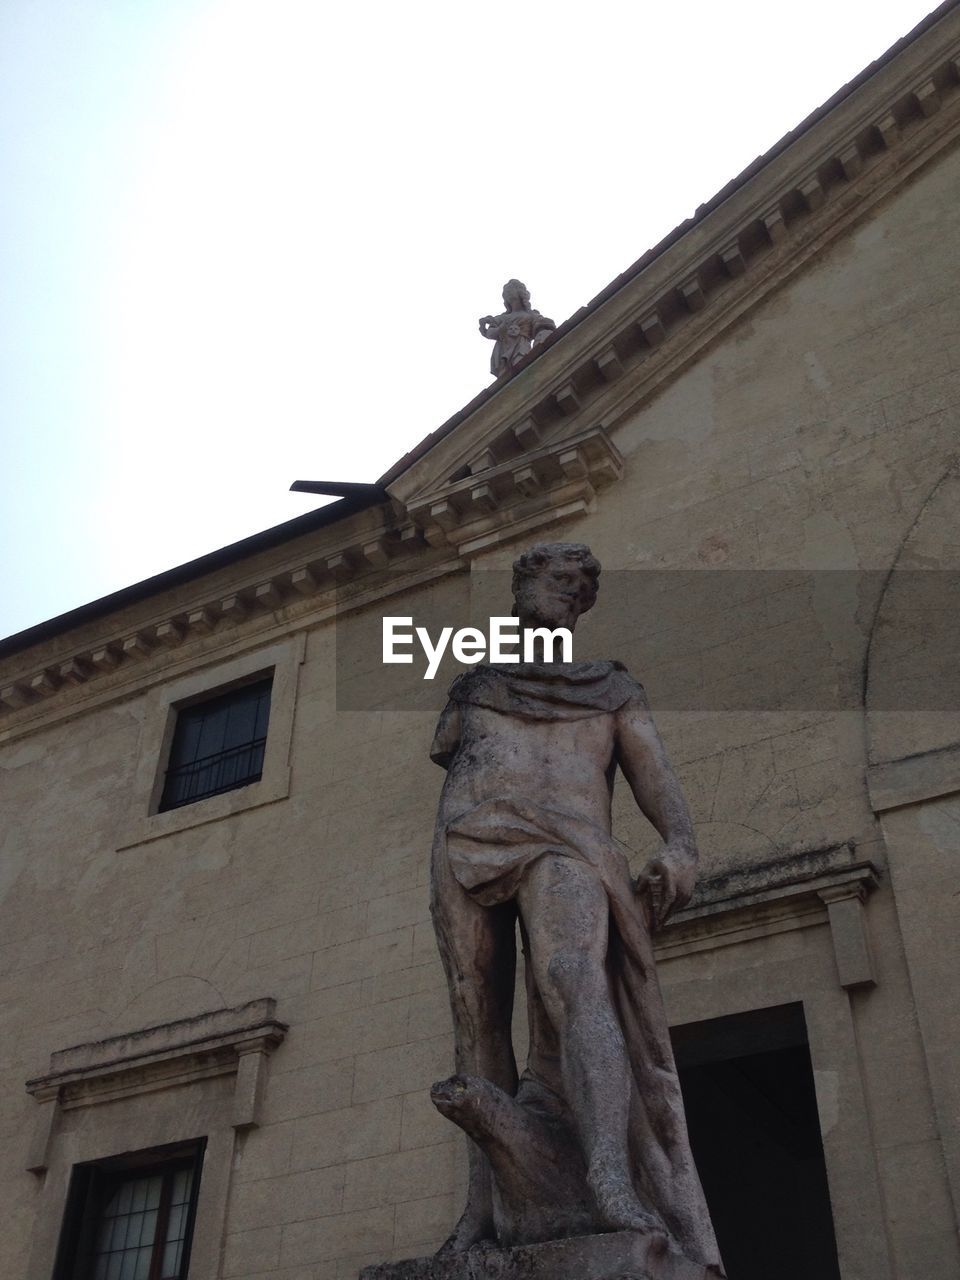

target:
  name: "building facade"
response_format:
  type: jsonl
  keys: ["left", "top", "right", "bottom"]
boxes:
{"left": 3, "top": 6, "right": 960, "bottom": 1278}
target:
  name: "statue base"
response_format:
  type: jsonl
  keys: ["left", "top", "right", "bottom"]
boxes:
{"left": 359, "top": 1231, "right": 722, "bottom": 1280}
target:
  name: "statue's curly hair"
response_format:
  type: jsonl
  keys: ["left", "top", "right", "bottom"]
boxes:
{"left": 502, "top": 278, "right": 532, "bottom": 310}
{"left": 511, "top": 542, "right": 601, "bottom": 613}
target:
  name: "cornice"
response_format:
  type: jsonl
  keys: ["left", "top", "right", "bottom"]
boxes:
{"left": 406, "top": 424, "right": 624, "bottom": 555}
{"left": 656, "top": 846, "right": 880, "bottom": 990}
{"left": 24, "top": 999, "right": 286, "bottom": 1172}
{"left": 24, "top": 998, "right": 284, "bottom": 1100}
{"left": 0, "top": 541, "right": 464, "bottom": 743}
{"left": 0, "top": 426, "right": 623, "bottom": 740}
{"left": 385, "top": 14, "right": 960, "bottom": 506}
{"left": 867, "top": 739, "right": 960, "bottom": 811}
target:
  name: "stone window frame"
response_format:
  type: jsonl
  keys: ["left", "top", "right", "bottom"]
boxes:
{"left": 24, "top": 1000, "right": 285, "bottom": 1280}
{"left": 117, "top": 634, "right": 305, "bottom": 849}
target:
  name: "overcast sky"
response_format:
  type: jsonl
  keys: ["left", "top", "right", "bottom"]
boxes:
{"left": 0, "top": 0, "right": 940, "bottom": 639}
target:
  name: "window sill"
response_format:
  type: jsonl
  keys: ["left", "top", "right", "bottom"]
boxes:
{"left": 117, "top": 766, "right": 291, "bottom": 849}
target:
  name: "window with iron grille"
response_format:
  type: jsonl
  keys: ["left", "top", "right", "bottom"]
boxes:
{"left": 52, "top": 1140, "right": 205, "bottom": 1280}
{"left": 158, "top": 675, "right": 273, "bottom": 812}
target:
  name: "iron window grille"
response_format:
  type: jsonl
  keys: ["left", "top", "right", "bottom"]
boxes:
{"left": 52, "top": 1140, "right": 205, "bottom": 1280}
{"left": 158, "top": 676, "right": 273, "bottom": 812}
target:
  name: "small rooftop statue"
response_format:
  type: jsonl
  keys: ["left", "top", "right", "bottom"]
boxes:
{"left": 480, "top": 280, "right": 556, "bottom": 378}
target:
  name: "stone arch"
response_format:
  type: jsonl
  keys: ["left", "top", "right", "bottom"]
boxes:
{"left": 865, "top": 460, "right": 960, "bottom": 768}
{"left": 108, "top": 975, "right": 227, "bottom": 1035}
{"left": 862, "top": 459, "right": 960, "bottom": 1229}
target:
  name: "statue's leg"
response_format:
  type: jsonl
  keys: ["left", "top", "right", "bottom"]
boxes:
{"left": 430, "top": 846, "right": 518, "bottom": 1252}
{"left": 517, "top": 854, "right": 665, "bottom": 1237}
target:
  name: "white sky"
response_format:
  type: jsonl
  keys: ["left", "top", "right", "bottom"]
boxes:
{"left": 0, "top": 0, "right": 941, "bottom": 639}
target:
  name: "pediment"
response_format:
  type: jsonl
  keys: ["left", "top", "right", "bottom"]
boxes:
{"left": 402, "top": 422, "right": 624, "bottom": 557}
{"left": 386, "top": 4, "right": 960, "bottom": 556}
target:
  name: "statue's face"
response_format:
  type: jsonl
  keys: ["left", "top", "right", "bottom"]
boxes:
{"left": 515, "top": 562, "right": 594, "bottom": 630}
{"left": 503, "top": 284, "right": 524, "bottom": 310}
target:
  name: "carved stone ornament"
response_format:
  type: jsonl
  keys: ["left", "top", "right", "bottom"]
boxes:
{"left": 479, "top": 280, "right": 556, "bottom": 378}
{"left": 24, "top": 1000, "right": 286, "bottom": 1174}
{"left": 366, "top": 544, "right": 725, "bottom": 1279}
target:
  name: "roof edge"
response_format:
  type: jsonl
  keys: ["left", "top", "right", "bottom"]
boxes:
{"left": 0, "top": 494, "right": 380, "bottom": 660}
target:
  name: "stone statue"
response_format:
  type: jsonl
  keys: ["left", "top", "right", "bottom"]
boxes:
{"left": 427, "top": 543, "right": 724, "bottom": 1275}
{"left": 479, "top": 280, "right": 556, "bottom": 378}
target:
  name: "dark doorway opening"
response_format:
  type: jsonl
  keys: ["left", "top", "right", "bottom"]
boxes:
{"left": 672, "top": 1003, "right": 841, "bottom": 1280}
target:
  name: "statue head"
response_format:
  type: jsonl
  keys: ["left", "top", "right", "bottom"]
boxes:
{"left": 511, "top": 542, "right": 601, "bottom": 631}
{"left": 502, "top": 279, "right": 531, "bottom": 312}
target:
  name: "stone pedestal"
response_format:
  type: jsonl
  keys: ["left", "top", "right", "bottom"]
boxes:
{"left": 360, "top": 1231, "right": 722, "bottom": 1280}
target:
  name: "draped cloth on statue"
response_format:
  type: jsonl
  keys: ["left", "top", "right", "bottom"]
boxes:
{"left": 443, "top": 659, "right": 640, "bottom": 722}
{"left": 431, "top": 663, "right": 722, "bottom": 1272}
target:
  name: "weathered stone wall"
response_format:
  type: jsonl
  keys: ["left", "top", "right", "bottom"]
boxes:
{"left": 2, "top": 134, "right": 960, "bottom": 1280}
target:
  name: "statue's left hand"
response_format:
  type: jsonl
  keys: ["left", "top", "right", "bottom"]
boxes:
{"left": 636, "top": 844, "right": 697, "bottom": 928}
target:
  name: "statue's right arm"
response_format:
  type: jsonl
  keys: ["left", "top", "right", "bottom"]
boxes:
{"left": 615, "top": 692, "right": 698, "bottom": 925}
{"left": 478, "top": 316, "right": 500, "bottom": 339}
{"left": 429, "top": 699, "right": 462, "bottom": 769}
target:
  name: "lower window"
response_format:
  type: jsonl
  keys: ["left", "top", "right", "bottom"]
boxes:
{"left": 53, "top": 1140, "right": 205, "bottom": 1280}
{"left": 672, "top": 1004, "right": 841, "bottom": 1280}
